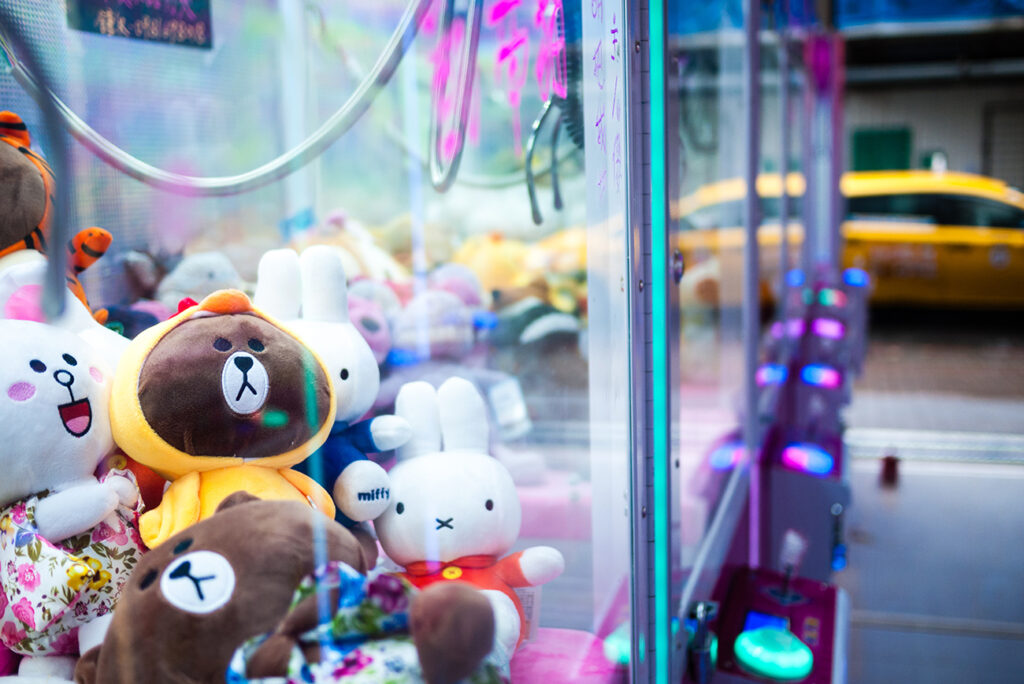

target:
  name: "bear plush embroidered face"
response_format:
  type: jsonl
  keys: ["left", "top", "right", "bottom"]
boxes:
{"left": 74, "top": 492, "right": 370, "bottom": 684}
{"left": 0, "top": 319, "right": 112, "bottom": 505}
{"left": 111, "top": 290, "right": 335, "bottom": 480}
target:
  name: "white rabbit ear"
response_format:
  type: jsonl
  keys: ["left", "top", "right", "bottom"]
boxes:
{"left": 299, "top": 246, "right": 349, "bottom": 323}
{"left": 254, "top": 249, "right": 301, "bottom": 321}
{"left": 395, "top": 381, "right": 441, "bottom": 461}
{"left": 438, "top": 377, "right": 489, "bottom": 453}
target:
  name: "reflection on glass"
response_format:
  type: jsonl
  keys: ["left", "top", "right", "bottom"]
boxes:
{"left": 0, "top": 0, "right": 632, "bottom": 681}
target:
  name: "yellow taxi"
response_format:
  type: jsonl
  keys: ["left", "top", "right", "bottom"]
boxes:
{"left": 673, "top": 171, "right": 1024, "bottom": 307}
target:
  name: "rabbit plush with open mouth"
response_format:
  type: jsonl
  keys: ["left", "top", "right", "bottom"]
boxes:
{"left": 0, "top": 320, "right": 142, "bottom": 680}
{"left": 375, "top": 377, "right": 565, "bottom": 667}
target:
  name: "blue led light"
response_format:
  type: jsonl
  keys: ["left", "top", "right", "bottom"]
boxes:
{"left": 801, "top": 364, "right": 841, "bottom": 388}
{"left": 781, "top": 443, "right": 835, "bottom": 476}
{"left": 385, "top": 348, "right": 424, "bottom": 367}
{"left": 832, "top": 543, "right": 848, "bottom": 571}
{"left": 710, "top": 442, "right": 745, "bottom": 470}
{"left": 756, "top": 364, "right": 788, "bottom": 387}
{"left": 843, "top": 268, "right": 869, "bottom": 288}
{"left": 785, "top": 269, "right": 805, "bottom": 288}
{"left": 473, "top": 310, "right": 499, "bottom": 330}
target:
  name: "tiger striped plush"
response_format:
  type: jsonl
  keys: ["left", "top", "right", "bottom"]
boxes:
{"left": 0, "top": 111, "right": 110, "bottom": 321}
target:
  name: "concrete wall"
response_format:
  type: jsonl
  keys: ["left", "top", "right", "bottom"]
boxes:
{"left": 845, "top": 83, "right": 1024, "bottom": 187}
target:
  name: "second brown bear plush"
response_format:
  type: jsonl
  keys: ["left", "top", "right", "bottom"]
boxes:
{"left": 74, "top": 492, "right": 368, "bottom": 684}
{"left": 74, "top": 493, "right": 497, "bottom": 684}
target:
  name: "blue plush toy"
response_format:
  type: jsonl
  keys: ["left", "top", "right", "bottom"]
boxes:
{"left": 255, "top": 246, "right": 410, "bottom": 526}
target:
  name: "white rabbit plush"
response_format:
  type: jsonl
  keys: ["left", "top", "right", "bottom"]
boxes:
{"left": 254, "top": 246, "right": 411, "bottom": 526}
{"left": 0, "top": 320, "right": 143, "bottom": 680}
{"left": 376, "top": 377, "right": 565, "bottom": 667}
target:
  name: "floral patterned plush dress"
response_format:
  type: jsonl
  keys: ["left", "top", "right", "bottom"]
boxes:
{"left": 228, "top": 562, "right": 509, "bottom": 684}
{"left": 0, "top": 470, "right": 144, "bottom": 656}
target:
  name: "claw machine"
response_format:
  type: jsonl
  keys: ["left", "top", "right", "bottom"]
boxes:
{"left": 0, "top": 0, "right": 848, "bottom": 682}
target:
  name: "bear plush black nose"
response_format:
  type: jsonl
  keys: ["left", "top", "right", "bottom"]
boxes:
{"left": 234, "top": 356, "right": 254, "bottom": 372}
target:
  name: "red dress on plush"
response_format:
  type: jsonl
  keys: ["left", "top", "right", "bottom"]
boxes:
{"left": 401, "top": 552, "right": 530, "bottom": 645}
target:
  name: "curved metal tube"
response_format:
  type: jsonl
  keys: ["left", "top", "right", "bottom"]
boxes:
{"left": 427, "top": 0, "right": 483, "bottom": 192}
{"left": 550, "top": 109, "right": 564, "bottom": 211}
{"left": 1, "top": 0, "right": 434, "bottom": 197}
{"left": 525, "top": 98, "right": 559, "bottom": 225}
{"left": 0, "top": 6, "right": 69, "bottom": 318}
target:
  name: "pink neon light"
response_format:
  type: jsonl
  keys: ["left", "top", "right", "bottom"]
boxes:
{"left": 496, "top": 32, "right": 528, "bottom": 61}
{"left": 488, "top": 0, "right": 522, "bottom": 25}
{"left": 771, "top": 322, "right": 784, "bottom": 339}
{"left": 429, "top": 18, "right": 480, "bottom": 159}
{"left": 786, "top": 318, "right": 805, "bottom": 337}
{"left": 813, "top": 318, "right": 845, "bottom": 340}
{"left": 422, "top": 0, "right": 441, "bottom": 33}
{"left": 534, "top": 0, "right": 568, "bottom": 100}
{"left": 493, "top": 25, "right": 529, "bottom": 156}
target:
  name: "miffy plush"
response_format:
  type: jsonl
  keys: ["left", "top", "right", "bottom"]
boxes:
{"left": 254, "top": 247, "right": 411, "bottom": 528}
{"left": 375, "top": 377, "right": 565, "bottom": 666}
{"left": 0, "top": 320, "right": 143, "bottom": 680}
{"left": 109, "top": 289, "right": 338, "bottom": 549}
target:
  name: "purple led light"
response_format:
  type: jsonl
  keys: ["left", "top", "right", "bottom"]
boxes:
{"left": 781, "top": 443, "right": 835, "bottom": 476}
{"left": 771, "top": 322, "right": 784, "bottom": 339}
{"left": 786, "top": 318, "right": 805, "bottom": 337}
{"left": 812, "top": 318, "right": 845, "bottom": 340}
{"left": 801, "top": 364, "right": 842, "bottom": 388}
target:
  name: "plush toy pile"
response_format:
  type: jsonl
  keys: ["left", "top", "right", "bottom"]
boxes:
{"left": 0, "top": 114, "right": 576, "bottom": 683}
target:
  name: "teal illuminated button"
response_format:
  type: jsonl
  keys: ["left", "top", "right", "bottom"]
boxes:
{"left": 734, "top": 627, "right": 813, "bottom": 681}
{"left": 602, "top": 622, "right": 631, "bottom": 666}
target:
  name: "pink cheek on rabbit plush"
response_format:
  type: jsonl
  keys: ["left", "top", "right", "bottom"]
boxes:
{"left": 7, "top": 382, "right": 35, "bottom": 401}
{"left": 90, "top": 366, "right": 104, "bottom": 383}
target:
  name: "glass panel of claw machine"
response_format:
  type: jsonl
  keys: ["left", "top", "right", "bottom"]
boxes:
{"left": 664, "top": 0, "right": 818, "bottom": 682}
{"left": 665, "top": 2, "right": 758, "bottom": 680}
{"left": 0, "top": 1, "right": 634, "bottom": 682}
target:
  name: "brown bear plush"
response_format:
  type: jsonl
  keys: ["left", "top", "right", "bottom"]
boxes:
{"left": 73, "top": 492, "right": 371, "bottom": 684}
{"left": 109, "top": 289, "right": 340, "bottom": 549}
{"left": 74, "top": 492, "right": 497, "bottom": 684}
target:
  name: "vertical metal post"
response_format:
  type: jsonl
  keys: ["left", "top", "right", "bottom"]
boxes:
{"left": 778, "top": 2, "right": 791, "bottom": 310}
{"left": 801, "top": 41, "right": 817, "bottom": 276}
{"left": 279, "top": 0, "right": 315, "bottom": 236}
{"left": 827, "top": 38, "right": 845, "bottom": 270}
{"left": 743, "top": 0, "right": 763, "bottom": 569}
{"left": 806, "top": 33, "right": 843, "bottom": 274}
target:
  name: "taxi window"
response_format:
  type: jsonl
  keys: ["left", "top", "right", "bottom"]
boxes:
{"left": 683, "top": 196, "right": 800, "bottom": 230}
{"left": 950, "top": 196, "right": 1024, "bottom": 228}
{"left": 848, "top": 193, "right": 1024, "bottom": 228}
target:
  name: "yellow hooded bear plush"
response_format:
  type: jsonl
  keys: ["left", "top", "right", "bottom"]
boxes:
{"left": 111, "top": 289, "right": 337, "bottom": 548}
